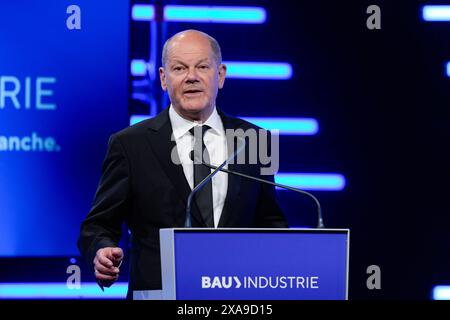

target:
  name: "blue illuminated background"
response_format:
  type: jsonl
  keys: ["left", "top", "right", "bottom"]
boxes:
{"left": 0, "top": 0, "right": 129, "bottom": 256}
{"left": 1, "top": 0, "right": 449, "bottom": 300}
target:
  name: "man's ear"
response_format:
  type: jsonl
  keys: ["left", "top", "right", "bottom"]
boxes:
{"left": 218, "top": 64, "right": 227, "bottom": 89}
{"left": 159, "top": 67, "right": 167, "bottom": 91}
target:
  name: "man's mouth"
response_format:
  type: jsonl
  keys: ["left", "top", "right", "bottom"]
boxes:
{"left": 183, "top": 89, "right": 203, "bottom": 97}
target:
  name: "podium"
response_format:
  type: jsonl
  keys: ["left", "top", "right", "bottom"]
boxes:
{"left": 133, "top": 228, "right": 349, "bottom": 300}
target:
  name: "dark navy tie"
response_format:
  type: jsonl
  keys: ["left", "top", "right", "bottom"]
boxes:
{"left": 190, "top": 125, "right": 214, "bottom": 227}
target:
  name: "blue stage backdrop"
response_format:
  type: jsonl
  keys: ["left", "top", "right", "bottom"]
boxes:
{"left": 0, "top": 1, "right": 129, "bottom": 256}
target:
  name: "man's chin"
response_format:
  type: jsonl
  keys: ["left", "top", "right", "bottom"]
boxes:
{"left": 182, "top": 103, "right": 212, "bottom": 114}
{"left": 176, "top": 104, "right": 213, "bottom": 121}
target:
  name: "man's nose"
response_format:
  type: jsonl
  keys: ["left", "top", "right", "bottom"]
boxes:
{"left": 185, "top": 67, "right": 199, "bottom": 83}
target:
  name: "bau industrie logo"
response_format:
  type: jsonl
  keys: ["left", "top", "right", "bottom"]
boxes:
{"left": 201, "top": 275, "right": 320, "bottom": 290}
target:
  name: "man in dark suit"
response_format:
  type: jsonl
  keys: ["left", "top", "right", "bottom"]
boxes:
{"left": 78, "top": 29, "right": 287, "bottom": 298}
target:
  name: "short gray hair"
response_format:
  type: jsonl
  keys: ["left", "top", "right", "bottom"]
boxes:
{"left": 161, "top": 30, "right": 222, "bottom": 67}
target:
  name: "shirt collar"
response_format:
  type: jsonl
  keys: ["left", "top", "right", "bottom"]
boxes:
{"left": 169, "top": 105, "right": 224, "bottom": 140}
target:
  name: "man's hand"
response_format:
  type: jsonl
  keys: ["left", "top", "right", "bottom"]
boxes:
{"left": 93, "top": 247, "right": 124, "bottom": 287}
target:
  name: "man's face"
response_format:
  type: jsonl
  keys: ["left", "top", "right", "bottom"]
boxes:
{"left": 159, "top": 34, "right": 226, "bottom": 121}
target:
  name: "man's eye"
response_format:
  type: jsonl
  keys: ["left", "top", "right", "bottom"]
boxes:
{"left": 199, "top": 65, "right": 209, "bottom": 69}
{"left": 173, "top": 66, "right": 184, "bottom": 71}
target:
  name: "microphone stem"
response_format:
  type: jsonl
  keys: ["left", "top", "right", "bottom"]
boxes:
{"left": 203, "top": 163, "right": 324, "bottom": 228}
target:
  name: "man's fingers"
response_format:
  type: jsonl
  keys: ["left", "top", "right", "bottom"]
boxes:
{"left": 94, "top": 263, "right": 119, "bottom": 276}
{"left": 94, "top": 247, "right": 123, "bottom": 275}
{"left": 109, "top": 248, "right": 123, "bottom": 268}
{"left": 110, "top": 249, "right": 124, "bottom": 267}
{"left": 97, "top": 252, "right": 114, "bottom": 267}
{"left": 95, "top": 271, "right": 119, "bottom": 282}
{"left": 111, "top": 248, "right": 123, "bottom": 259}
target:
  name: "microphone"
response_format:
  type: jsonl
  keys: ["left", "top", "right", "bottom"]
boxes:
{"left": 185, "top": 137, "right": 246, "bottom": 227}
{"left": 195, "top": 159, "right": 325, "bottom": 229}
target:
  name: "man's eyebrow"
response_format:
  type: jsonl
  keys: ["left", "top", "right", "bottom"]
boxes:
{"left": 196, "top": 58, "right": 210, "bottom": 64}
{"left": 170, "top": 58, "right": 211, "bottom": 66}
{"left": 170, "top": 60, "right": 188, "bottom": 66}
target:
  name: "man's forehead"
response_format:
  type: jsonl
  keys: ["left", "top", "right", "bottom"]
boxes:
{"left": 168, "top": 39, "right": 210, "bottom": 52}
{"left": 166, "top": 42, "right": 214, "bottom": 64}
{"left": 168, "top": 55, "right": 211, "bottom": 65}
{"left": 172, "top": 31, "right": 209, "bottom": 45}
{"left": 164, "top": 33, "right": 218, "bottom": 65}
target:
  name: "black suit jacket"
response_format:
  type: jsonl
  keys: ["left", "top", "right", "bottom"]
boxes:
{"left": 78, "top": 107, "right": 287, "bottom": 298}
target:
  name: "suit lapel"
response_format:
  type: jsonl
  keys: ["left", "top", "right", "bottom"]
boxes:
{"left": 145, "top": 108, "right": 204, "bottom": 226}
{"left": 218, "top": 110, "right": 242, "bottom": 227}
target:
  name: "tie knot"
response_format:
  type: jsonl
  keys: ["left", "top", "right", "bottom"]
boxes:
{"left": 189, "top": 125, "right": 211, "bottom": 138}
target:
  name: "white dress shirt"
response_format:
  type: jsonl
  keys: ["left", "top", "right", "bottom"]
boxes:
{"left": 169, "top": 105, "right": 228, "bottom": 227}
